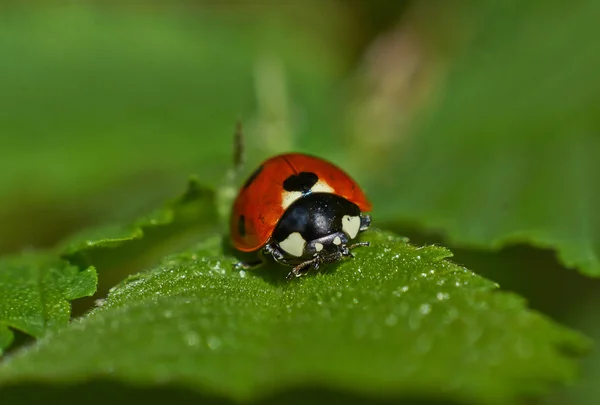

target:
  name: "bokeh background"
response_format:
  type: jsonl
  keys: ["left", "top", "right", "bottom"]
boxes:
{"left": 1, "top": 1, "right": 599, "bottom": 404}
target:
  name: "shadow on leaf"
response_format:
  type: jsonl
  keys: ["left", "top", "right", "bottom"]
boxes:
{"left": 0, "top": 381, "right": 465, "bottom": 405}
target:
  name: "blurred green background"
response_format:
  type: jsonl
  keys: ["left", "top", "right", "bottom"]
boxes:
{"left": 1, "top": 1, "right": 600, "bottom": 404}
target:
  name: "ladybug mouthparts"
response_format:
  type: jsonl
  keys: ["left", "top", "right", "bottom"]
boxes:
{"left": 264, "top": 232, "right": 371, "bottom": 279}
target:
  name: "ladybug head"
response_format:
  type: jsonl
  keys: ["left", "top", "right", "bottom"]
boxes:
{"left": 265, "top": 193, "right": 371, "bottom": 278}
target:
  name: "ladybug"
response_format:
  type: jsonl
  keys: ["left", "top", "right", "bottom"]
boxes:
{"left": 230, "top": 153, "right": 372, "bottom": 279}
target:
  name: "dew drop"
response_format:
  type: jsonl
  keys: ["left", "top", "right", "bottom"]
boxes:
{"left": 207, "top": 335, "right": 222, "bottom": 350}
{"left": 419, "top": 303, "right": 431, "bottom": 315}
{"left": 185, "top": 331, "right": 200, "bottom": 347}
{"left": 401, "top": 286, "right": 409, "bottom": 292}
{"left": 436, "top": 292, "right": 450, "bottom": 301}
{"left": 515, "top": 339, "right": 532, "bottom": 358}
{"left": 385, "top": 314, "right": 398, "bottom": 326}
{"left": 239, "top": 270, "right": 247, "bottom": 278}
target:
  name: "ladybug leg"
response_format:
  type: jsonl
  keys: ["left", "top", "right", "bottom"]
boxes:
{"left": 348, "top": 241, "right": 370, "bottom": 252}
{"left": 287, "top": 257, "right": 320, "bottom": 280}
{"left": 233, "top": 242, "right": 269, "bottom": 271}
{"left": 264, "top": 243, "right": 286, "bottom": 263}
{"left": 339, "top": 245, "right": 353, "bottom": 258}
{"left": 233, "top": 259, "right": 264, "bottom": 271}
{"left": 337, "top": 241, "right": 370, "bottom": 260}
{"left": 349, "top": 241, "right": 370, "bottom": 249}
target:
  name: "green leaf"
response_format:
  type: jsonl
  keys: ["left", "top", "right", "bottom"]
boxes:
{"left": 361, "top": 0, "right": 600, "bottom": 276}
{"left": 558, "top": 301, "right": 600, "bottom": 405}
{"left": 0, "top": 231, "right": 589, "bottom": 404}
{"left": 0, "top": 254, "right": 97, "bottom": 355}
{"left": 60, "top": 177, "right": 219, "bottom": 269}
{"left": 0, "top": 177, "right": 216, "bottom": 355}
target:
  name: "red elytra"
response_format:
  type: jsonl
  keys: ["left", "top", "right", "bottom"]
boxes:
{"left": 230, "top": 153, "right": 372, "bottom": 252}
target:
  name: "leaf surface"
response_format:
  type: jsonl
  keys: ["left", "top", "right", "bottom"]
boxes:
{"left": 362, "top": 0, "right": 600, "bottom": 276}
{"left": 0, "top": 232, "right": 588, "bottom": 404}
{"left": 0, "top": 254, "right": 97, "bottom": 355}
{"left": 0, "top": 178, "right": 217, "bottom": 355}
{"left": 60, "top": 177, "right": 219, "bottom": 268}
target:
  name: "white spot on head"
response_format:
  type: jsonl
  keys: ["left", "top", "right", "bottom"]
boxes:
{"left": 281, "top": 180, "right": 335, "bottom": 210}
{"left": 342, "top": 215, "right": 361, "bottom": 239}
{"left": 333, "top": 236, "right": 342, "bottom": 245}
{"left": 311, "top": 180, "right": 335, "bottom": 193}
{"left": 281, "top": 191, "right": 303, "bottom": 210}
{"left": 314, "top": 242, "right": 324, "bottom": 252}
{"left": 279, "top": 232, "right": 306, "bottom": 257}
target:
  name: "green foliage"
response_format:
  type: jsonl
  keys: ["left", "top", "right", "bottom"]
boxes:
{"left": 0, "top": 232, "right": 589, "bottom": 404}
{"left": 556, "top": 297, "right": 600, "bottom": 405}
{"left": 366, "top": 0, "right": 600, "bottom": 276}
{"left": 0, "top": 5, "right": 342, "bottom": 196}
{"left": 0, "top": 254, "right": 96, "bottom": 355}
{"left": 61, "top": 177, "right": 219, "bottom": 268}
{"left": 0, "top": 3, "right": 348, "bottom": 254}
{"left": 0, "top": 178, "right": 216, "bottom": 355}
{"left": 0, "top": 1, "right": 598, "bottom": 404}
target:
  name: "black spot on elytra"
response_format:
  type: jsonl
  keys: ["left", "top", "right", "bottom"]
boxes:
{"left": 283, "top": 172, "right": 318, "bottom": 193}
{"left": 243, "top": 165, "right": 263, "bottom": 189}
{"left": 238, "top": 215, "right": 246, "bottom": 237}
